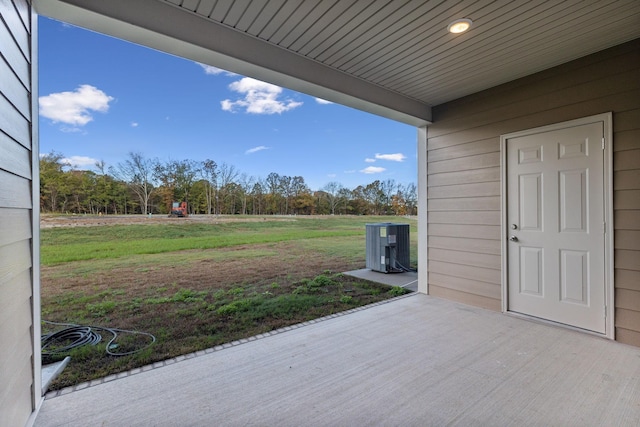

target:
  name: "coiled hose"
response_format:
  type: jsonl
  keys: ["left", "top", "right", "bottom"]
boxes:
{"left": 42, "top": 321, "right": 156, "bottom": 358}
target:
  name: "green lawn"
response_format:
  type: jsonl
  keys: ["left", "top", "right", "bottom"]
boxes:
{"left": 41, "top": 215, "right": 417, "bottom": 389}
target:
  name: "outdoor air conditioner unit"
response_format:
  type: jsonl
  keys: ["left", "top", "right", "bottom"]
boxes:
{"left": 365, "top": 223, "right": 410, "bottom": 273}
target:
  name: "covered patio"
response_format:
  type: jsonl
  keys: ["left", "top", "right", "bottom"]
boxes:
{"left": 35, "top": 294, "right": 640, "bottom": 426}
{"left": 1, "top": 2, "right": 639, "bottom": 425}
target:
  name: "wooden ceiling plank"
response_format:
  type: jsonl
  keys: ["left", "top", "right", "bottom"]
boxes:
{"left": 412, "top": 10, "right": 640, "bottom": 104}
{"left": 328, "top": 0, "right": 444, "bottom": 70}
{"left": 396, "top": 0, "right": 634, "bottom": 99}
{"left": 235, "top": 0, "right": 269, "bottom": 32}
{"left": 269, "top": 1, "right": 326, "bottom": 46}
{"left": 378, "top": 0, "right": 557, "bottom": 93}
{"left": 296, "top": 1, "right": 367, "bottom": 56}
{"left": 223, "top": 1, "right": 254, "bottom": 27}
{"left": 257, "top": 1, "right": 302, "bottom": 41}
{"left": 361, "top": 0, "right": 527, "bottom": 84}
{"left": 373, "top": 0, "right": 571, "bottom": 93}
{"left": 318, "top": 0, "right": 408, "bottom": 65}
{"left": 305, "top": 0, "right": 390, "bottom": 61}
{"left": 209, "top": 0, "right": 234, "bottom": 22}
{"left": 278, "top": 0, "right": 343, "bottom": 49}
{"left": 345, "top": 0, "right": 496, "bottom": 77}
{"left": 245, "top": 0, "right": 287, "bottom": 36}
{"left": 379, "top": 0, "right": 628, "bottom": 91}
{"left": 180, "top": 0, "right": 200, "bottom": 12}
{"left": 338, "top": 0, "right": 460, "bottom": 73}
{"left": 194, "top": 0, "right": 215, "bottom": 18}
{"left": 288, "top": 0, "right": 357, "bottom": 53}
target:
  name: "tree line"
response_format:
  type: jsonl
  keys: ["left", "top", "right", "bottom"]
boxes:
{"left": 40, "top": 152, "right": 417, "bottom": 216}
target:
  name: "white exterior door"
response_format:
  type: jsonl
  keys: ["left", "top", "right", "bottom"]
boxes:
{"left": 506, "top": 121, "right": 606, "bottom": 333}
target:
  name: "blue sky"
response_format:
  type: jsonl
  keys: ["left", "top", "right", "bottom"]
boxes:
{"left": 38, "top": 17, "right": 417, "bottom": 191}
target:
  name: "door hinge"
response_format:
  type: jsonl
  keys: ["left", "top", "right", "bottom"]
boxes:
{"left": 602, "top": 138, "right": 605, "bottom": 150}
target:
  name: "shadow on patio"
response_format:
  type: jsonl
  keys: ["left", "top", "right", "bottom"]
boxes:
{"left": 35, "top": 293, "right": 640, "bottom": 426}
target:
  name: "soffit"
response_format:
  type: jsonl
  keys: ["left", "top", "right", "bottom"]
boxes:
{"left": 34, "top": 0, "right": 640, "bottom": 126}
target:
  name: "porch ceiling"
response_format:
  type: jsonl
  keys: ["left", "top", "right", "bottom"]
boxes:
{"left": 34, "top": 0, "right": 640, "bottom": 126}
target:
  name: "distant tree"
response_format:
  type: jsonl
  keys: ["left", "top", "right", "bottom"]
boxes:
{"left": 40, "top": 149, "right": 418, "bottom": 217}
{"left": 40, "top": 151, "right": 69, "bottom": 212}
{"left": 93, "top": 160, "right": 113, "bottom": 214}
{"left": 290, "top": 176, "right": 311, "bottom": 215}
{"left": 349, "top": 185, "right": 368, "bottom": 215}
{"left": 217, "top": 162, "right": 239, "bottom": 214}
{"left": 403, "top": 182, "right": 417, "bottom": 215}
{"left": 173, "top": 159, "right": 201, "bottom": 213}
{"left": 380, "top": 179, "right": 396, "bottom": 214}
{"left": 265, "top": 172, "right": 281, "bottom": 214}
{"left": 110, "top": 152, "right": 155, "bottom": 214}
{"left": 251, "top": 179, "right": 265, "bottom": 215}
{"left": 363, "top": 180, "right": 384, "bottom": 214}
{"left": 337, "top": 187, "right": 352, "bottom": 215}
{"left": 201, "top": 159, "right": 218, "bottom": 215}
{"left": 322, "top": 181, "right": 343, "bottom": 215}
{"left": 238, "top": 173, "right": 255, "bottom": 215}
{"left": 153, "top": 159, "right": 201, "bottom": 213}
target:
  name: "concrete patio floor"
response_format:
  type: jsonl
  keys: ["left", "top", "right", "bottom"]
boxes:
{"left": 343, "top": 268, "right": 418, "bottom": 291}
{"left": 35, "top": 294, "right": 640, "bottom": 426}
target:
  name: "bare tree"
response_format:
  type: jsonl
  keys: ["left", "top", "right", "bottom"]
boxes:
{"left": 322, "top": 181, "right": 344, "bottom": 215}
{"left": 217, "top": 162, "right": 239, "bottom": 214}
{"left": 110, "top": 152, "right": 155, "bottom": 215}
{"left": 238, "top": 173, "right": 255, "bottom": 215}
{"left": 201, "top": 159, "right": 217, "bottom": 215}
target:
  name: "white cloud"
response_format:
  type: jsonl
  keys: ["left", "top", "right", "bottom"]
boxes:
{"left": 375, "top": 153, "right": 406, "bottom": 162}
{"left": 360, "top": 166, "right": 386, "bottom": 174}
{"left": 327, "top": 173, "right": 337, "bottom": 178}
{"left": 62, "top": 155, "right": 98, "bottom": 169}
{"left": 131, "top": 122, "right": 139, "bottom": 127}
{"left": 246, "top": 145, "right": 269, "bottom": 154}
{"left": 39, "top": 84, "right": 114, "bottom": 126}
{"left": 198, "top": 63, "right": 237, "bottom": 76}
{"left": 365, "top": 158, "right": 376, "bottom": 163}
{"left": 315, "top": 98, "right": 333, "bottom": 105}
{"left": 344, "top": 170, "right": 356, "bottom": 174}
{"left": 221, "top": 77, "right": 303, "bottom": 114}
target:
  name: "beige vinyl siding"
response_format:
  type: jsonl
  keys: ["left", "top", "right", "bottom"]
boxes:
{"left": 426, "top": 39, "right": 640, "bottom": 345}
{"left": 613, "top": 116, "right": 640, "bottom": 346}
{"left": 0, "top": 0, "right": 36, "bottom": 425}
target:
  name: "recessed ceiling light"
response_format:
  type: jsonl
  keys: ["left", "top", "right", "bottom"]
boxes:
{"left": 448, "top": 18, "right": 473, "bottom": 34}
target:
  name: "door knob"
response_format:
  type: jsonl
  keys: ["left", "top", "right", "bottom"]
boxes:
{"left": 509, "top": 236, "right": 518, "bottom": 242}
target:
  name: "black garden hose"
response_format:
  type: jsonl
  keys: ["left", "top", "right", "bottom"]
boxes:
{"left": 42, "top": 321, "right": 156, "bottom": 358}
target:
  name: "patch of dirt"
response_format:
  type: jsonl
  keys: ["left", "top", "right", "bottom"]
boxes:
{"left": 41, "top": 242, "right": 361, "bottom": 301}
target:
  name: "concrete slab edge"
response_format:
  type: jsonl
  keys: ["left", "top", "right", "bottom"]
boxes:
{"left": 44, "top": 292, "right": 417, "bottom": 400}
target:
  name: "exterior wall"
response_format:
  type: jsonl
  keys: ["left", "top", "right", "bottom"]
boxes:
{"left": 426, "top": 39, "right": 640, "bottom": 345}
{"left": 0, "top": 0, "right": 40, "bottom": 425}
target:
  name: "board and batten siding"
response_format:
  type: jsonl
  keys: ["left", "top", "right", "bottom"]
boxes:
{"left": 426, "top": 39, "right": 640, "bottom": 346}
{"left": 0, "top": 0, "right": 40, "bottom": 425}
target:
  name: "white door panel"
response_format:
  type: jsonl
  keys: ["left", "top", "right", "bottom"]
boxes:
{"left": 507, "top": 122, "right": 605, "bottom": 333}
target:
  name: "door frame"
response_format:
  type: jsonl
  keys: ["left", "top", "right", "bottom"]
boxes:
{"left": 500, "top": 112, "right": 614, "bottom": 338}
